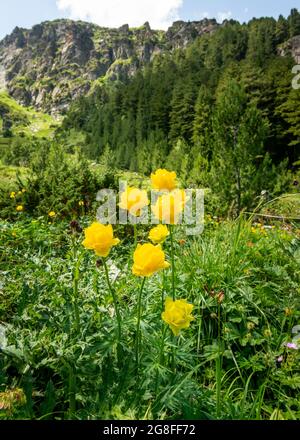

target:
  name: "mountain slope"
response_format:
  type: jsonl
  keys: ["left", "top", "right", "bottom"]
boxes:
{"left": 0, "top": 18, "right": 218, "bottom": 114}
{"left": 0, "top": 91, "right": 58, "bottom": 137}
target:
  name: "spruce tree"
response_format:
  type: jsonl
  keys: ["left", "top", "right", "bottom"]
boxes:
{"left": 212, "top": 80, "right": 268, "bottom": 215}
{"left": 288, "top": 8, "right": 300, "bottom": 37}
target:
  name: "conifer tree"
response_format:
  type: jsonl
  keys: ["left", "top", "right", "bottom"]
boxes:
{"left": 288, "top": 8, "right": 300, "bottom": 37}
{"left": 212, "top": 80, "right": 268, "bottom": 215}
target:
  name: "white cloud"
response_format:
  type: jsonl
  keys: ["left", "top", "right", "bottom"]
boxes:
{"left": 56, "top": 0, "right": 183, "bottom": 30}
{"left": 217, "top": 11, "right": 232, "bottom": 23}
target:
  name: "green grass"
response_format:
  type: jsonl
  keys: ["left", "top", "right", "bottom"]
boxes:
{"left": 0, "top": 92, "right": 59, "bottom": 138}
{"left": 0, "top": 161, "right": 29, "bottom": 192}
{"left": 0, "top": 216, "right": 299, "bottom": 420}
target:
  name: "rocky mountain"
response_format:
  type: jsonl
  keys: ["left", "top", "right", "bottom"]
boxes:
{"left": 0, "top": 18, "right": 219, "bottom": 114}
{"left": 279, "top": 35, "right": 300, "bottom": 63}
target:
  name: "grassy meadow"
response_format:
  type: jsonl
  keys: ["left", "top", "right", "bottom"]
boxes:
{"left": 0, "top": 179, "right": 300, "bottom": 419}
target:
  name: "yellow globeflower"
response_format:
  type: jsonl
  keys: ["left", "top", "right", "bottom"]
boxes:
{"left": 78, "top": 201, "right": 84, "bottom": 207}
{"left": 10, "top": 192, "right": 16, "bottom": 199}
{"left": 16, "top": 205, "right": 24, "bottom": 212}
{"left": 162, "top": 297, "right": 194, "bottom": 336}
{"left": 48, "top": 211, "right": 56, "bottom": 218}
{"left": 119, "top": 187, "right": 149, "bottom": 217}
{"left": 152, "top": 189, "right": 186, "bottom": 225}
{"left": 149, "top": 224, "right": 169, "bottom": 244}
{"left": 151, "top": 169, "right": 177, "bottom": 191}
{"left": 132, "top": 243, "right": 170, "bottom": 277}
{"left": 82, "top": 223, "right": 120, "bottom": 257}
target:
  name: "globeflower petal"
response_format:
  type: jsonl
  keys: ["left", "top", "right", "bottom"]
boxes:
{"left": 82, "top": 222, "right": 120, "bottom": 258}
{"left": 162, "top": 297, "right": 194, "bottom": 336}
{"left": 152, "top": 190, "right": 187, "bottom": 224}
{"left": 119, "top": 187, "right": 149, "bottom": 216}
{"left": 132, "top": 243, "right": 170, "bottom": 277}
{"left": 149, "top": 224, "right": 170, "bottom": 244}
{"left": 151, "top": 169, "right": 177, "bottom": 191}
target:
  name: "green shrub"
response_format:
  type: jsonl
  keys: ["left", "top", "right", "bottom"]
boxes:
{"left": 0, "top": 143, "right": 116, "bottom": 220}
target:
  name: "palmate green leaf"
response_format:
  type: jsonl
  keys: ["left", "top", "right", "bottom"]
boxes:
{"left": 1, "top": 215, "right": 300, "bottom": 419}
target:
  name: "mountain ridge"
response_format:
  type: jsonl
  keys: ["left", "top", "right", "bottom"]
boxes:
{"left": 0, "top": 18, "right": 219, "bottom": 114}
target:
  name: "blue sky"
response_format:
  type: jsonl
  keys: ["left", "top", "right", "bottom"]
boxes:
{"left": 0, "top": 0, "right": 298, "bottom": 40}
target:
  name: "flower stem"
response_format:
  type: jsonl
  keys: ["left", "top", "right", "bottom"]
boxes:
{"left": 216, "top": 303, "right": 222, "bottom": 418}
{"left": 102, "top": 258, "right": 122, "bottom": 351}
{"left": 135, "top": 277, "right": 146, "bottom": 371}
{"left": 68, "top": 363, "right": 76, "bottom": 417}
{"left": 133, "top": 224, "right": 138, "bottom": 249}
{"left": 155, "top": 325, "right": 167, "bottom": 395}
{"left": 71, "top": 236, "right": 81, "bottom": 334}
{"left": 161, "top": 270, "right": 166, "bottom": 311}
{"left": 169, "top": 225, "right": 176, "bottom": 301}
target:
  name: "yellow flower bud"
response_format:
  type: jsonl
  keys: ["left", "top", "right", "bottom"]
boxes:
{"left": 151, "top": 169, "right": 177, "bottom": 191}
{"left": 82, "top": 223, "right": 120, "bottom": 258}
{"left": 152, "top": 189, "right": 186, "bottom": 225}
{"left": 162, "top": 297, "right": 194, "bottom": 336}
{"left": 148, "top": 224, "right": 169, "bottom": 244}
{"left": 132, "top": 243, "right": 170, "bottom": 277}
{"left": 119, "top": 187, "right": 149, "bottom": 217}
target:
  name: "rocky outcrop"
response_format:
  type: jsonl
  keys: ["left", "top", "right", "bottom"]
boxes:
{"left": 278, "top": 35, "right": 300, "bottom": 63}
{"left": 0, "top": 19, "right": 218, "bottom": 114}
{"left": 166, "top": 18, "right": 218, "bottom": 49}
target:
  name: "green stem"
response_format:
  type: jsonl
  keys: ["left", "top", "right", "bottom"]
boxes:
{"left": 133, "top": 224, "right": 138, "bottom": 249}
{"left": 216, "top": 303, "right": 222, "bottom": 418}
{"left": 71, "top": 235, "right": 80, "bottom": 334}
{"left": 73, "top": 259, "right": 80, "bottom": 334}
{"left": 155, "top": 325, "right": 167, "bottom": 395}
{"left": 169, "top": 225, "right": 176, "bottom": 301}
{"left": 172, "top": 334, "right": 176, "bottom": 373}
{"left": 135, "top": 277, "right": 146, "bottom": 371}
{"left": 102, "top": 258, "right": 122, "bottom": 348}
{"left": 68, "top": 364, "right": 76, "bottom": 417}
{"left": 161, "top": 270, "right": 166, "bottom": 311}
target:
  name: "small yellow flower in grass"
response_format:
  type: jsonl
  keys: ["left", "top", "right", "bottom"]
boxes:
{"left": 119, "top": 187, "right": 149, "bottom": 216}
{"left": 16, "top": 205, "right": 23, "bottom": 212}
{"left": 132, "top": 243, "right": 170, "bottom": 277}
{"left": 48, "top": 211, "right": 56, "bottom": 218}
{"left": 149, "top": 224, "right": 169, "bottom": 244}
{"left": 10, "top": 192, "right": 16, "bottom": 199}
{"left": 152, "top": 189, "right": 187, "bottom": 224}
{"left": 162, "top": 297, "right": 194, "bottom": 336}
{"left": 151, "top": 169, "right": 177, "bottom": 191}
{"left": 22, "top": 189, "right": 26, "bottom": 193}
{"left": 78, "top": 200, "right": 84, "bottom": 207}
{"left": 264, "top": 329, "right": 272, "bottom": 338}
{"left": 82, "top": 223, "right": 120, "bottom": 257}
{"left": 18, "top": 191, "right": 22, "bottom": 195}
